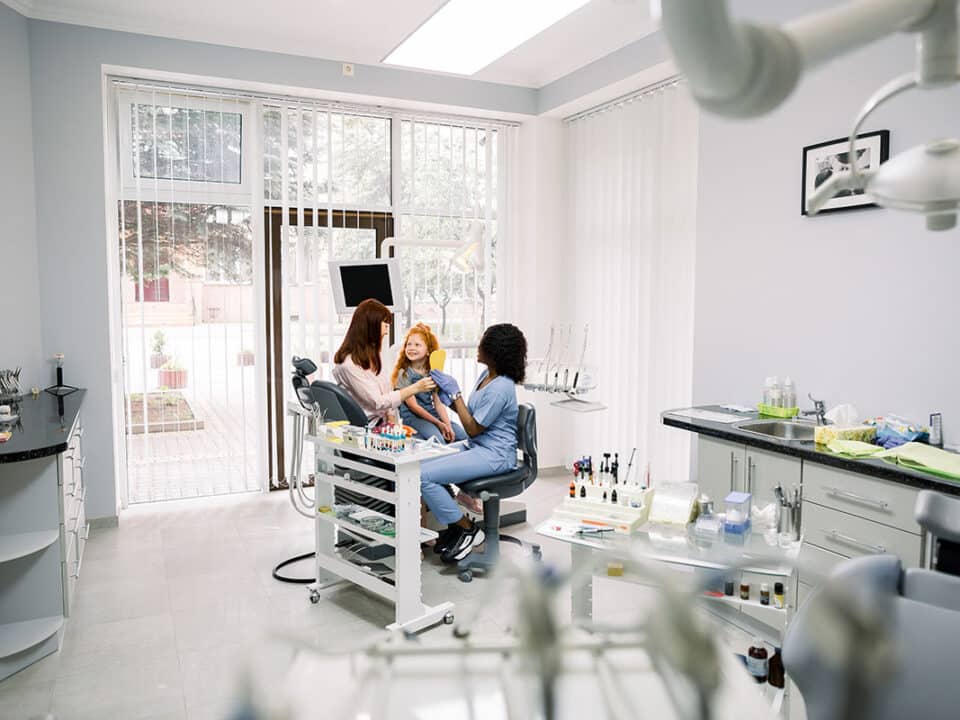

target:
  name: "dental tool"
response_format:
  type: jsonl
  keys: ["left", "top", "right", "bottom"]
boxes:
{"left": 572, "top": 323, "right": 589, "bottom": 392}
{"left": 623, "top": 447, "right": 637, "bottom": 485}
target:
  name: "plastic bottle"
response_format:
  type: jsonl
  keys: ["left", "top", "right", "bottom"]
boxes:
{"left": 763, "top": 377, "right": 774, "bottom": 406}
{"left": 783, "top": 377, "right": 797, "bottom": 410}
{"left": 746, "top": 638, "right": 769, "bottom": 683}
{"left": 769, "top": 377, "right": 782, "bottom": 408}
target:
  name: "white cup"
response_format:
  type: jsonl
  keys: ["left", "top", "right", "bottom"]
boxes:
{"left": 0, "top": 405, "right": 10, "bottom": 417}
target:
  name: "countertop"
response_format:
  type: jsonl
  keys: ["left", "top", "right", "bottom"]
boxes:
{"left": 0, "top": 390, "right": 85, "bottom": 464}
{"left": 662, "top": 405, "right": 960, "bottom": 497}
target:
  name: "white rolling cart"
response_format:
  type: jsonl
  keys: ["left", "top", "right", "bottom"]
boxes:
{"left": 293, "top": 405, "right": 460, "bottom": 633}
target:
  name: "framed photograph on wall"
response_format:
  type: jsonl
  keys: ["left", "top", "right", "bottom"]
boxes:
{"left": 801, "top": 130, "right": 890, "bottom": 215}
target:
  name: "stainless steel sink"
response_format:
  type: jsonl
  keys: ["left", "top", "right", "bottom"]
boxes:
{"left": 736, "top": 419, "right": 816, "bottom": 442}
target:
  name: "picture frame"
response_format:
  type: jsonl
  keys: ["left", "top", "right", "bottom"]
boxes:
{"left": 801, "top": 130, "right": 890, "bottom": 215}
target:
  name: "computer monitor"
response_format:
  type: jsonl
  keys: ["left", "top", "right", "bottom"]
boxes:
{"left": 329, "top": 258, "right": 403, "bottom": 315}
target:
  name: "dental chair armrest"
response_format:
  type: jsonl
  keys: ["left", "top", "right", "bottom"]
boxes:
{"left": 915, "top": 490, "right": 960, "bottom": 544}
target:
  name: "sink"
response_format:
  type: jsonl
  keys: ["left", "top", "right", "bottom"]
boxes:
{"left": 736, "top": 419, "right": 816, "bottom": 442}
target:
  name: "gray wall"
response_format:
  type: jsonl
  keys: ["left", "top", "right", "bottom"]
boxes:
{"left": 0, "top": 3, "right": 43, "bottom": 389}
{"left": 25, "top": 19, "right": 538, "bottom": 520}
{"left": 692, "top": 0, "right": 960, "bottom": 447}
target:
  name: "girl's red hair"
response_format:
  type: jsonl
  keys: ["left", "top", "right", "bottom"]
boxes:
{"left": 391, "top": 323, "right": 440, "bottom": 388}
{"left": 334, "top": 299, "right": 392, "bottom": 374}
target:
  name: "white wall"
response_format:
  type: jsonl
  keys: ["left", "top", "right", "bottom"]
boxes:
{"left": 25, "top": 19, "right": 538, "bottom": 520}
{"left": 692, "top": 0, "right": 960, "bottom": 448}
{"left": 0, "top": 3, "right": 43, "bottom": 388}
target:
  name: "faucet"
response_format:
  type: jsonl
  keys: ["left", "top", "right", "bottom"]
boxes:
{"left": 799, "top": 393, "right": 828, "bottom": 425}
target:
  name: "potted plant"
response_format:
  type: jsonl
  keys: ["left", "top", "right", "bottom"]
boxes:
{"left": 236, "top": 348, "right": 255, "bottom": 366}
{"left": 157, "top": 359, "right": 188, "bottom": 389}
{"left": 150, "top": 330, "right": 169, "bottom": 369}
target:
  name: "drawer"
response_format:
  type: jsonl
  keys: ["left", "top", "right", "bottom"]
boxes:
{"left": 803, "top": 502, "right": 923, "bottom": 567}
{"left": 799, "top": 541, "right": 846, "bottom": 584}
{"left": 802, "top": 462, "right": 919, "bottom": 533}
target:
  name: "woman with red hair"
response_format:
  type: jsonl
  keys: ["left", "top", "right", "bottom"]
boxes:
{"left": 332, "top": 299, "right": 435, "bottom": 425}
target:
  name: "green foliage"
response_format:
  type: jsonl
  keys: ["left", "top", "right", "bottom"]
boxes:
{"left": 151, "top": 330, "right": 166, "bottom": 354}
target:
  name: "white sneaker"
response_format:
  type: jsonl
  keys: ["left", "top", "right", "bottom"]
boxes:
{"left": 442, "top": 525, "right": 486, "bottom": 563}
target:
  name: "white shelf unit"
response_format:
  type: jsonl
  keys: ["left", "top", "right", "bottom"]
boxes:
{"left": 306, "top": 432, "right": 457, "bottom": 634}
{"left": 0, "top": 411, "right": 85, "bottom": 682}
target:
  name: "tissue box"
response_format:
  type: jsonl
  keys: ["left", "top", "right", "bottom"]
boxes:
{"left": 814, "top": 425, "right": 877, "bottom": 446}
{"left": 723, "top": 491, "right": 752, "bottom": 534}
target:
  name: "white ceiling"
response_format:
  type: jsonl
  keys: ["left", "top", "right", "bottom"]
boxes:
{"left": 14, "top": 0, "right": 656, "bottom": 88}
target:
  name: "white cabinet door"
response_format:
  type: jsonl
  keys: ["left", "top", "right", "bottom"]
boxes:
{"left": 745, "top": 447, "right": 801, "bottom": 508}
{"left": 696, "top": 436, "right": 745, "bottom": 502}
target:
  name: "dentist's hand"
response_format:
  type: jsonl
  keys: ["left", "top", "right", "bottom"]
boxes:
{"left": 429, "top": 370, "right": 460, "bottom": 399}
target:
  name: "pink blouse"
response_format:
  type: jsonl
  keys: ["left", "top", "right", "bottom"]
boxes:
{"left": 332, "top": 354, "right": 402, "bottom": 423}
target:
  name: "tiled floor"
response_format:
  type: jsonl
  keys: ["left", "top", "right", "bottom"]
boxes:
{"left": 5, "top": 468, "right": 648, "bottom": 720}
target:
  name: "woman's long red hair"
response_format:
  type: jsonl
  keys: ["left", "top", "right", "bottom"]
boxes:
{"left": 391, "top": 323, "right": 440, "bottom": 388}
{"left": 334, "top": 299, "right": 392, "bottom": 374}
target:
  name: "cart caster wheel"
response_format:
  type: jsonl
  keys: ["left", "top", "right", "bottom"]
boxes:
{"left": 309, "top": 589, "right": 321, "bottom": 604}
{"left": 458, "top": 570, "right": 473, "bottom": 583}
{"left": 532, "top": 545, "right": 543, "bottom": 562}
{"left": 443, "top": 612, "right": 455, "bottom": 625}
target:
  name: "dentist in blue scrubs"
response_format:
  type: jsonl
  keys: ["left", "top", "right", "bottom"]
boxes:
{"left": 423, "top": 323, "right": 527, "bottom": 563}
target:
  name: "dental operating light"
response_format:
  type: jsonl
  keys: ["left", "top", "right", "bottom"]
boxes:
{"left": 384, "top": 0, "right": 590, "bottom": 75}
{"left": 659, "top": 0, "right": 960, "bottom": 230}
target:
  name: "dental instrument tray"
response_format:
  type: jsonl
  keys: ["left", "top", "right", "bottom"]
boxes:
{"left": 552, "top": 490, "right": 653, "bottom": 534}
{"left": 756, "top": 403, "right": 799, "bottom": 418}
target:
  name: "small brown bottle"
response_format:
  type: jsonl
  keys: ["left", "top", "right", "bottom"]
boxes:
{"left": 569, "top": 480, "right": 576, "bottom": 498}
{"left": 746, "top": 638, "right": 768, "bottom": 684}
{"left": 767, "top": 647, "right": 785, "bottom": 688}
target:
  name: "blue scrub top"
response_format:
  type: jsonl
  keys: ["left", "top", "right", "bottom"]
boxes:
{"left": 468, "top": 370, "right": 518, "bottom": 467}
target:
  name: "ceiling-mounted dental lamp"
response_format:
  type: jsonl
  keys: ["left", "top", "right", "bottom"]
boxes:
{"left": 658, "top": 0, "right": 960, "bottom": 230}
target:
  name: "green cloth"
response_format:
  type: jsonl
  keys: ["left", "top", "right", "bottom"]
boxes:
{"left": 826, "top": 439, "right": 884, "bottom": 457}
{"left": 875, "top": 442, "right": 960, "bottom": 482}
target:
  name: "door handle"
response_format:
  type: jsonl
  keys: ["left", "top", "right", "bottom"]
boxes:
{"left": 747, "top": 457, "right": 755, "bottom": 495}
{"left": 729, "top": 452, "right": 735, "bottom": 491}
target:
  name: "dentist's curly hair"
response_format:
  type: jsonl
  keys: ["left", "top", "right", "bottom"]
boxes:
{"left": 479, "top": 323, "right": 527, "bottom": 384}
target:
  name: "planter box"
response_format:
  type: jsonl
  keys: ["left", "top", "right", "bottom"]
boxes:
{"left": 236, "top": 350, "right": 255, "bottom": 366}
{"left": 157, "top": 368, "right": 187, "bottom": 389}
{"left": 150, "top": 353, "right": 169, "bottom": 369}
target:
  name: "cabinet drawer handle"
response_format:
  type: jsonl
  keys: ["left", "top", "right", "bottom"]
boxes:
{"left": 825, "top": 487, "right": 889, "bottom": 511}
{"left": 827, "top": 529, "right": 886, "bottom": 554}
{"left": 730, "top": 453, "right": 738, "bottom": 492}
{"left": 747, "top": 458, "right": 755, "bottom": 495}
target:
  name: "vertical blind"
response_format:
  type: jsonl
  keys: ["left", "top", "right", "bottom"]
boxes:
{"left": 116, "top": 83, "right": 262, "bottom": 502}
{"left": 566, "top": 81, "right": 699, "bottom": 485}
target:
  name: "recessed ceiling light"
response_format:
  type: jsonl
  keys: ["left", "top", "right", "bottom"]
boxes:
{"left": 384, "top": 0, "right": 591, "bottom": 76}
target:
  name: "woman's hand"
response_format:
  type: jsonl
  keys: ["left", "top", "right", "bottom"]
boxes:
{"left": 440, "top": 423, "right": 455, "bottom": 442}
{"left": 412, "top": 376, "right": 437, "bottom": 394}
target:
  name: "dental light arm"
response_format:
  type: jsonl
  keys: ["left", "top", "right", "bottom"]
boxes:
{"left": 660, "top": 0, "right": 960, "bottom": 230}
{"left": 660, "top": 0, "right": 939, "bottom": 118}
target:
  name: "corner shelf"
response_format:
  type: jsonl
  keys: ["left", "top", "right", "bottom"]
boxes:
{"left": 0, "top": 615, "right": 64, "bottom": 659}
{"left": 0, "top": 530, "right": 60, "bottom": 563}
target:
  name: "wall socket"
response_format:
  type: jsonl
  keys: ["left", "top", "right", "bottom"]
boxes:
{"left": 342, "top": 63, "right": 355, "bottom": 77}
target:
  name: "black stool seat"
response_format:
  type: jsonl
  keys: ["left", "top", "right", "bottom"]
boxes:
{"left": 455, "top": 403, "right": 539, "bottom": 582}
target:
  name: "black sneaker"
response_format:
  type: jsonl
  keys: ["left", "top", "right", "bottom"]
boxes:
{"left": 441, "top": 524, "right": 485, "bottom": 563}
{"left": 433, "top": 526, "right": 462, "bottom": 555}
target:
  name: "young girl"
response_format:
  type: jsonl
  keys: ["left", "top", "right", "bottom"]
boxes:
{"left": 392, "top": 324, "right": 467, "bottom": 444}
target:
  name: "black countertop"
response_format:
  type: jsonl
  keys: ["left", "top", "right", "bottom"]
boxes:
{"left": 0, "top": 390, "right": 85, "bottom": 464}
{"left": 662, "top": 405, "right": 960, "bottom": 497}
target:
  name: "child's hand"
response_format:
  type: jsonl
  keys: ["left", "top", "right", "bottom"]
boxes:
{"left": 441, "top": 423, "right": 455, "bottom": 442}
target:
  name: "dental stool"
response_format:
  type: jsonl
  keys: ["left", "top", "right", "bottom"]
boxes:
{"left": 783, "top": 490, "right": 960, "bottom": 720}
{"left": 454, "top": 403, "right": 540, "bottom": 583}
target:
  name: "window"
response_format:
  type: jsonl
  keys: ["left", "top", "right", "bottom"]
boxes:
{"left": 395, "top": 121, "right": 499, "bottom": 340}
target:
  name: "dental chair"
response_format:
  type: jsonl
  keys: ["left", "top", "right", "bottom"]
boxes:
{"left": 783, "top": 489, "right": 960, "bottom": 720}
{"left": 454, "top": 403, "right": 540, "bottom": 583}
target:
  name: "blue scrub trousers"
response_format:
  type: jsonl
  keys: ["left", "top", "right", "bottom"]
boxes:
{"left": 420, "top": 444, "right": 515, "bottom": 525}
{"left": 405, "top": 415, "right": 468, "bottom": 444}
